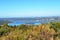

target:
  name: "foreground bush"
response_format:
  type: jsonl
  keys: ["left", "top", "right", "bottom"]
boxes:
{"left": 0, "top": 22, "right": 60, "bottom": 40}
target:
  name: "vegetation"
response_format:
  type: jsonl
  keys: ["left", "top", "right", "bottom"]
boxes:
{"left": 0, "top": 22, "right": 60, "bottom": 40}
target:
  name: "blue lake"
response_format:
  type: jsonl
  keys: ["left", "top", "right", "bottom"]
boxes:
{"left": 8, "top": 21, "right": 40, "bottom": 26}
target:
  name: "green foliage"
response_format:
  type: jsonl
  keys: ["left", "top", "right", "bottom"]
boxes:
{"left": 0, "top": 22, "right": 60, "bottom": 40}
{"left": 0, "top": 27, "right": 9, "bottom": 36}
{"left": 50, "top": 22, "right": 60, "bottom": 32}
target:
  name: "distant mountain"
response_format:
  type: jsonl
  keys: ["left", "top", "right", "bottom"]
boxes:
{"left": 0, "top": 20, "right": 12, "bottom": 25}
{"left": 0, "top": 16, "right": 60, "bottom": 25}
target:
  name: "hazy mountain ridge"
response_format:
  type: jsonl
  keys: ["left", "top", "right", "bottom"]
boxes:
{"left": 0, "top": 16, "right": 60, "bottom": 25}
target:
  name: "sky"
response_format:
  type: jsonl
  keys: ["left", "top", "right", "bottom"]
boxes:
{"left": 0, "top": 0, "right": 60, "bottom": 18}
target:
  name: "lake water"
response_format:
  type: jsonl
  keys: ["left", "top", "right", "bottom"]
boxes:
{"left": 8, "top": 20, "right": 41, "bottom": 26}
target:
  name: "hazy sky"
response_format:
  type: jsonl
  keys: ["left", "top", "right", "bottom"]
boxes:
{"left": 0, "top": 0, "right": 60, "bottom": 18}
